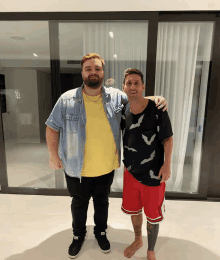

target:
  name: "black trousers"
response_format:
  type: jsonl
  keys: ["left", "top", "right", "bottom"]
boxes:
{"left": 65, "top": 170, "right": 114, "bottom": 237}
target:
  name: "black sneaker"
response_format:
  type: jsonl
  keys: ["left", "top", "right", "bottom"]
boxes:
{"left": 95, "top": 232, "right": 111, "bottom": 253}
{"left": 68, "top": 235, "right": 86, "bottom": 259}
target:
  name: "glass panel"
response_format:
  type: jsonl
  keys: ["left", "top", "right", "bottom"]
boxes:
{"left": 58, "top": 21, "right": 149, "bottom": 191}
{"left": 0, "top": 21, "right": 56, "bottom": 188}
{"left": 154, "top": 22, "right": 214, "bottom": 193}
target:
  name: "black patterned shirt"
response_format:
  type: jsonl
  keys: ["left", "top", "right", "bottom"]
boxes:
{"left": 121, "top": 99, "right": 173, "bottom": 186}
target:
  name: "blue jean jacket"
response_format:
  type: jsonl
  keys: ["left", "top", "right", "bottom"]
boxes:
{"left": 45, "top": 85, "right": 128, "bottom": 181}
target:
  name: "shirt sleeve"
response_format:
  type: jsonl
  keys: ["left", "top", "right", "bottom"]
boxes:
{"left": 122, "top": 92, "right": 128, "bottom": 106}
{"left": 117, "top": 89, "right": 128, "bottom": 106}
{"left": 157, "top": 108, "right": 173, "bottom": 142}
{"left": 45, "top": 98, "right": 62, "bottom": 132}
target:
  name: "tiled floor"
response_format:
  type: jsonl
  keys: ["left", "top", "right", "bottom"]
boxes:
{"left": 0, "top": 194, "right": 220, "bottom": 260}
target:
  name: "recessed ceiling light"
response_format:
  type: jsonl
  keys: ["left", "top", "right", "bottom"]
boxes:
{"left": 109, "top": 32, "right": 114, "bottom": 38}
{"left": 114, "top": 54, "right": 117, "bottom": 58}
{"left": 10, "top": 36, "right": 25, "bottom": 40}
{"left": 33, "top": 53, "right": 38, "bottom": 57}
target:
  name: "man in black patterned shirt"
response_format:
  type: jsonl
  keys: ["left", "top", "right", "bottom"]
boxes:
{"left": 121, "top": 68, "right": 173, "bottom": 260}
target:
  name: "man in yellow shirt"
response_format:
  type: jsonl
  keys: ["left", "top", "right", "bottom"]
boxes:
{"left": 45, "top": 53, "right": 168, "bottom": 259}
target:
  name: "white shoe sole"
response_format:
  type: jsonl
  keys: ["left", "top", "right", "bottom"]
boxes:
{"left": 101, "top": 248, "right": 111, "bottom": 254}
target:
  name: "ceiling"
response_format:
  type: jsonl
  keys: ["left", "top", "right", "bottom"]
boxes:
{"left": 0, "top": 20, "right": 212, "bottom": 74}
{"left": 0, "top": 20, "right": 150, "bottom": 72}
{"left": 0, "top": 21, "right": 84, "bottom": 73}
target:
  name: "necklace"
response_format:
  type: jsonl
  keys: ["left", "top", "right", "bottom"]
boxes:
{"left": 83, "top": 89, "right": 102, "bottom": 102}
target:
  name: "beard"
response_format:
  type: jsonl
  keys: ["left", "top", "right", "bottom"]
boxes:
{"left": 83, "top": 75, "right": 103, "bottom": 88}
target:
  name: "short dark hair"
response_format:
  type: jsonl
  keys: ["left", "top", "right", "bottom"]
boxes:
{"left": 123, "top": 68, "right": 144, "bottom": 84}
{"left": 81, "top": 53, "right": 105, "bottom": 68}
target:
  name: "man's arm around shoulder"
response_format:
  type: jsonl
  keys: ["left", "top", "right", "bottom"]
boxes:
{"left": 144, "top": 96, "right": 168, "bottom": 111}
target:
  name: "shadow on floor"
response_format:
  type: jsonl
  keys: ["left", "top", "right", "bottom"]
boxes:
{"left": 5, "top": 225, "right": 220, "bottom": 260}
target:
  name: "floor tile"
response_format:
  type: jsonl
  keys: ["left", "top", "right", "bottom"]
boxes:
{"left": 0, "top": 195, "right": 220, "bottom": 260}
{"left": 0, "top": 213, "right": 13, "bottom": 229}
{"left": 0, "top": 194, "right": 71, "bottom": 215}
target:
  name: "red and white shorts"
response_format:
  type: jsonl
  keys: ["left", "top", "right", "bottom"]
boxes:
{"left": 121, "top": 168, "right": 166, "bottom": 224}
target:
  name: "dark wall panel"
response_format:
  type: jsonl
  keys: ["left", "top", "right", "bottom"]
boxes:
{"left": 204, "top": 20, "right": 220, "bottom": 198}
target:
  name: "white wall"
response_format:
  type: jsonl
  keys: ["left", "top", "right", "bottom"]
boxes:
{"left": 1, "top": 0, "right": 220, "bottom": 12}
{"left": 1, "top": 68, "right": 41, "bottom": 143}
{"left": 12, "top": 69, "right": 40, "bottom": 142}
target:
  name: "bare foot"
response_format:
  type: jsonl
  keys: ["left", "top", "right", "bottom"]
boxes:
{"left": 124, "top": 238, "right": 143, "bottom": 258}
{"left": 147, "top": 250, "right": 156, "bottom": 260}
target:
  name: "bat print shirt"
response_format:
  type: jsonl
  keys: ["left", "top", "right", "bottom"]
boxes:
{"left": 121, "top": 99, "right": 173, "bottom": 186}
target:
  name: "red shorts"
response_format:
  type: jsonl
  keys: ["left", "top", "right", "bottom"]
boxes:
{"left": 121, "top": 169, "right": 166, "bottom": 224}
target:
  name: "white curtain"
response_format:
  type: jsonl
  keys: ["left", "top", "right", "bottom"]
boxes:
{"left": 82, "top": 21, "right": 148, "bottom": 191}
{"left": 155, "top": 22, "right": 213, "bottom": 192}
{"left": 191, "top": 23, "right": 214, "bottom": 192}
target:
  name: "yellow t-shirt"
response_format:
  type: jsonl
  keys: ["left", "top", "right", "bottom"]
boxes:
{"left": 81, "top": 91, "right": 119, "bottom": 177}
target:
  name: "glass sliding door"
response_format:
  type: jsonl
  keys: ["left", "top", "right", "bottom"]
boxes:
{"left": 0, "top": 15, "right": 217, "bottom": 198}
{"left": 154, "top": 22, "right": 214, "bottom": 193}
{"left": 58, "top": 20, "right": 149, "bottom": 191}
{"left": 0, "top": 21, "right": 56, "bottom": 189}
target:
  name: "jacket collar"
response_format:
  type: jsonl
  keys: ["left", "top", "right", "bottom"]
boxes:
{"left": 75, "top": 84, "right": 110, "bottom": 102}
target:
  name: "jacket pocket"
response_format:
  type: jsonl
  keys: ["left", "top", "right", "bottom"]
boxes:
{"left": 64, "top": 114, "right": 79, "bottom": 133}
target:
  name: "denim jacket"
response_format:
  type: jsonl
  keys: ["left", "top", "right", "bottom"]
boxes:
{"left": 45, "top": 85, "right": 128, "bottom": 181}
